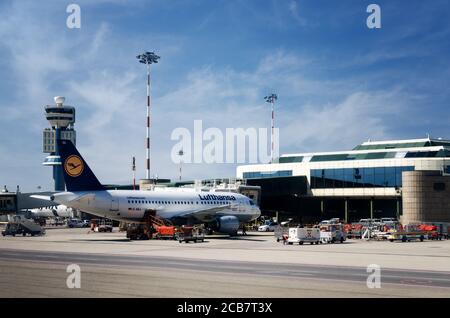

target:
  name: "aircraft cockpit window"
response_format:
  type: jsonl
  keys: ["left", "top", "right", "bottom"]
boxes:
{"left": 249, "top": 200, "right": 255, "bottom": 206}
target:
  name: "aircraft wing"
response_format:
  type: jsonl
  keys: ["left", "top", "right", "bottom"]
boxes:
{"left": 179, "top": 204, "right": 232, "bottom": 222}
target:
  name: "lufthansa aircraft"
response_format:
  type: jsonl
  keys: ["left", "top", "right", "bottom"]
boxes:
{"left": 34, "top": 140, "right": 260, "bottom": 235}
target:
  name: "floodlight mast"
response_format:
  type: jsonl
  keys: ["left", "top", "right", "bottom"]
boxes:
{"left": 136, "top": 51, "right": 160, "bottom": 180}
{"left": 132, "top": 156, "right": 136, "bottom": 190}
{"left": 178, "top": 149, "right": 184, "bottom": 181}
{"left": 264, "top": 93, "right": 278, "bottom": 163}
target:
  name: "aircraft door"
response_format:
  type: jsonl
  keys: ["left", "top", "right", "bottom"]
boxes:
{"left": 110, "top": 198, "right": 119, "bottom": 211}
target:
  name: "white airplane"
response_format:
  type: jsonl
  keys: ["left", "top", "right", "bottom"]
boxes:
{"left": 33, "top": 140, "right": 260, "bottom": 235}
{"left": 25, "top": 205, "right": 73, "bottom": 219}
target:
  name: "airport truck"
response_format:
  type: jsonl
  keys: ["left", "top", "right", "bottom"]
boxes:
{"left": 387, "top": 231, "right": 426, "bottom": 242}
{"left": 154, "top": 226, "right": 178, "bottom": 240}
{"left": 319, "top": 224, "right": 346, "bottom": 244}
{"left": 177, "top": 225, "right": 205, "bottom": 243}
{"left": 286, "top": 227, "right": 320, "bottom": 245}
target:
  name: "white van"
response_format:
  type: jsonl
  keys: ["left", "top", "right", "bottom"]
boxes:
{"left": 286, "top": 227, "right": 320, "bottom": 245}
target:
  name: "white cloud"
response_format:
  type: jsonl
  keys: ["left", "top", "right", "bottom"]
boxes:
{"left": 288, "top": 0, "right": 308, "bottom": 27}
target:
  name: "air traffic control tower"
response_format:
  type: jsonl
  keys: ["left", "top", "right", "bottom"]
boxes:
{"left": 42, "top": 96, "right": 76, "bottom": 191}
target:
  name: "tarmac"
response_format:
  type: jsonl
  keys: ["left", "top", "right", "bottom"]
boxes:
{"left": 1, "top": 227, "right": 450, "bottom": 297}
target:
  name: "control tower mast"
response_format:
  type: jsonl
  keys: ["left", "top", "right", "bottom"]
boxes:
{"left": 42, "top": 96, "right": 76, "bottom": 191}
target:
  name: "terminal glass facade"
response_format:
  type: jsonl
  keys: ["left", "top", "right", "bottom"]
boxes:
{"left": 310, "top": 166, "right": 414, "bottom": 189}
{"left": 243, "top": 170, "right": 293, "bottom": 179}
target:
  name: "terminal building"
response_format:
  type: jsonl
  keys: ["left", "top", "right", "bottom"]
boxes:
{"left": 237, "top": 138, "right": 450, "bottom": 224}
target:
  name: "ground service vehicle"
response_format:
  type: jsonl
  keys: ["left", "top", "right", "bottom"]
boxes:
{"left": 91, "top": 219, "right": 113, "bottom": 232}
{"left": 154, "top": 226, "right": 177, "bottom": 240}
{"left": 286, "top": 227, "right": 320, "bottom": 245}
{"left": 274, "top": 222, "right": 291, "bottom": 242}
{"left": 319, "top": 224, "right": 346, "bottom": 243}
{"left": 387, "top": 230, "right": 426, "bottom": 242}
{"left": 2, "top": 220, "right": 45, "bottom": 237}
{"left": 177, "top": 225, "right": 205, "bottom": 243}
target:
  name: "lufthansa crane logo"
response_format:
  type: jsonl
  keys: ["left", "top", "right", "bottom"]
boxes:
{"left": 64, "top": 155, "right": 84, "bottom": 177}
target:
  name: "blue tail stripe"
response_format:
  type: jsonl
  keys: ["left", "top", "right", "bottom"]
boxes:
{"left": 57, "top": 140, "right": 105, "bottom": 192}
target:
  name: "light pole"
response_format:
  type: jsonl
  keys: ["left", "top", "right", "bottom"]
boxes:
{"left": 136, "top": 51, "right": 160, "bottom": 180}
{"left": 132, "top": 156, "right": 136, "bottom": 190}
{"left": 178, "top": 149, "right": 184, "bottom": 181}
{"left": 264, "top": 93, "right": 278, "bottom": 163}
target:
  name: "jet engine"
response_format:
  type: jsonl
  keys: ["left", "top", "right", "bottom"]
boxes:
{"left": 213, "top": 215, "right": 240, "bottom": 235}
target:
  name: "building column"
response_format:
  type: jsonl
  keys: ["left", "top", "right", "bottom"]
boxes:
{"left": 396, "top": 199, "right": 400, "bottom": 220}
{"left": 344, "top": 199, "right": 348, "bottom": 223}
{"left": 321, "top": 200, "right": 324, "bottom": 215}
{"left": 370, "top": 199, "right": 374, "bottom": 219}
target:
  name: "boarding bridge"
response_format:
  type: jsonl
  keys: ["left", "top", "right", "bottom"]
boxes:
{"left": 0, "top": 190, "right": 56, "bottom": 215}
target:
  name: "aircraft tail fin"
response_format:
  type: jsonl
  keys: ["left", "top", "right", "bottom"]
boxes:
{"left": 57, "top": 140, "right": 105, "bottom": 192}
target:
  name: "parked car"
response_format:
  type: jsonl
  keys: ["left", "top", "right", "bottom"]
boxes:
{"left": 67, "top": 218, "right": 84, "bottom": 228}
{"left": 258, "top": 222, "right": 278, "bottom": 232}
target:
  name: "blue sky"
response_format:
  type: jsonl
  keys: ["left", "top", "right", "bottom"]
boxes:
{"left": 0, "top": 0, "right": 449, "bottom": 191}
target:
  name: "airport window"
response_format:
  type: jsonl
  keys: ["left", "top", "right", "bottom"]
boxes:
{"left": 279, "top": 156, "right": 303, "bottom": 163}
{"left": 310, "top": 166, "right": 414, "bottom": 189}
{"left": 243, "top": 170, "right": 293, "bottom": 179}
{"left": 405, "top": 151, "right": 438, "bottom": 158}
{"left": 310, "top": 154, "right": 349, "bottom": 162}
